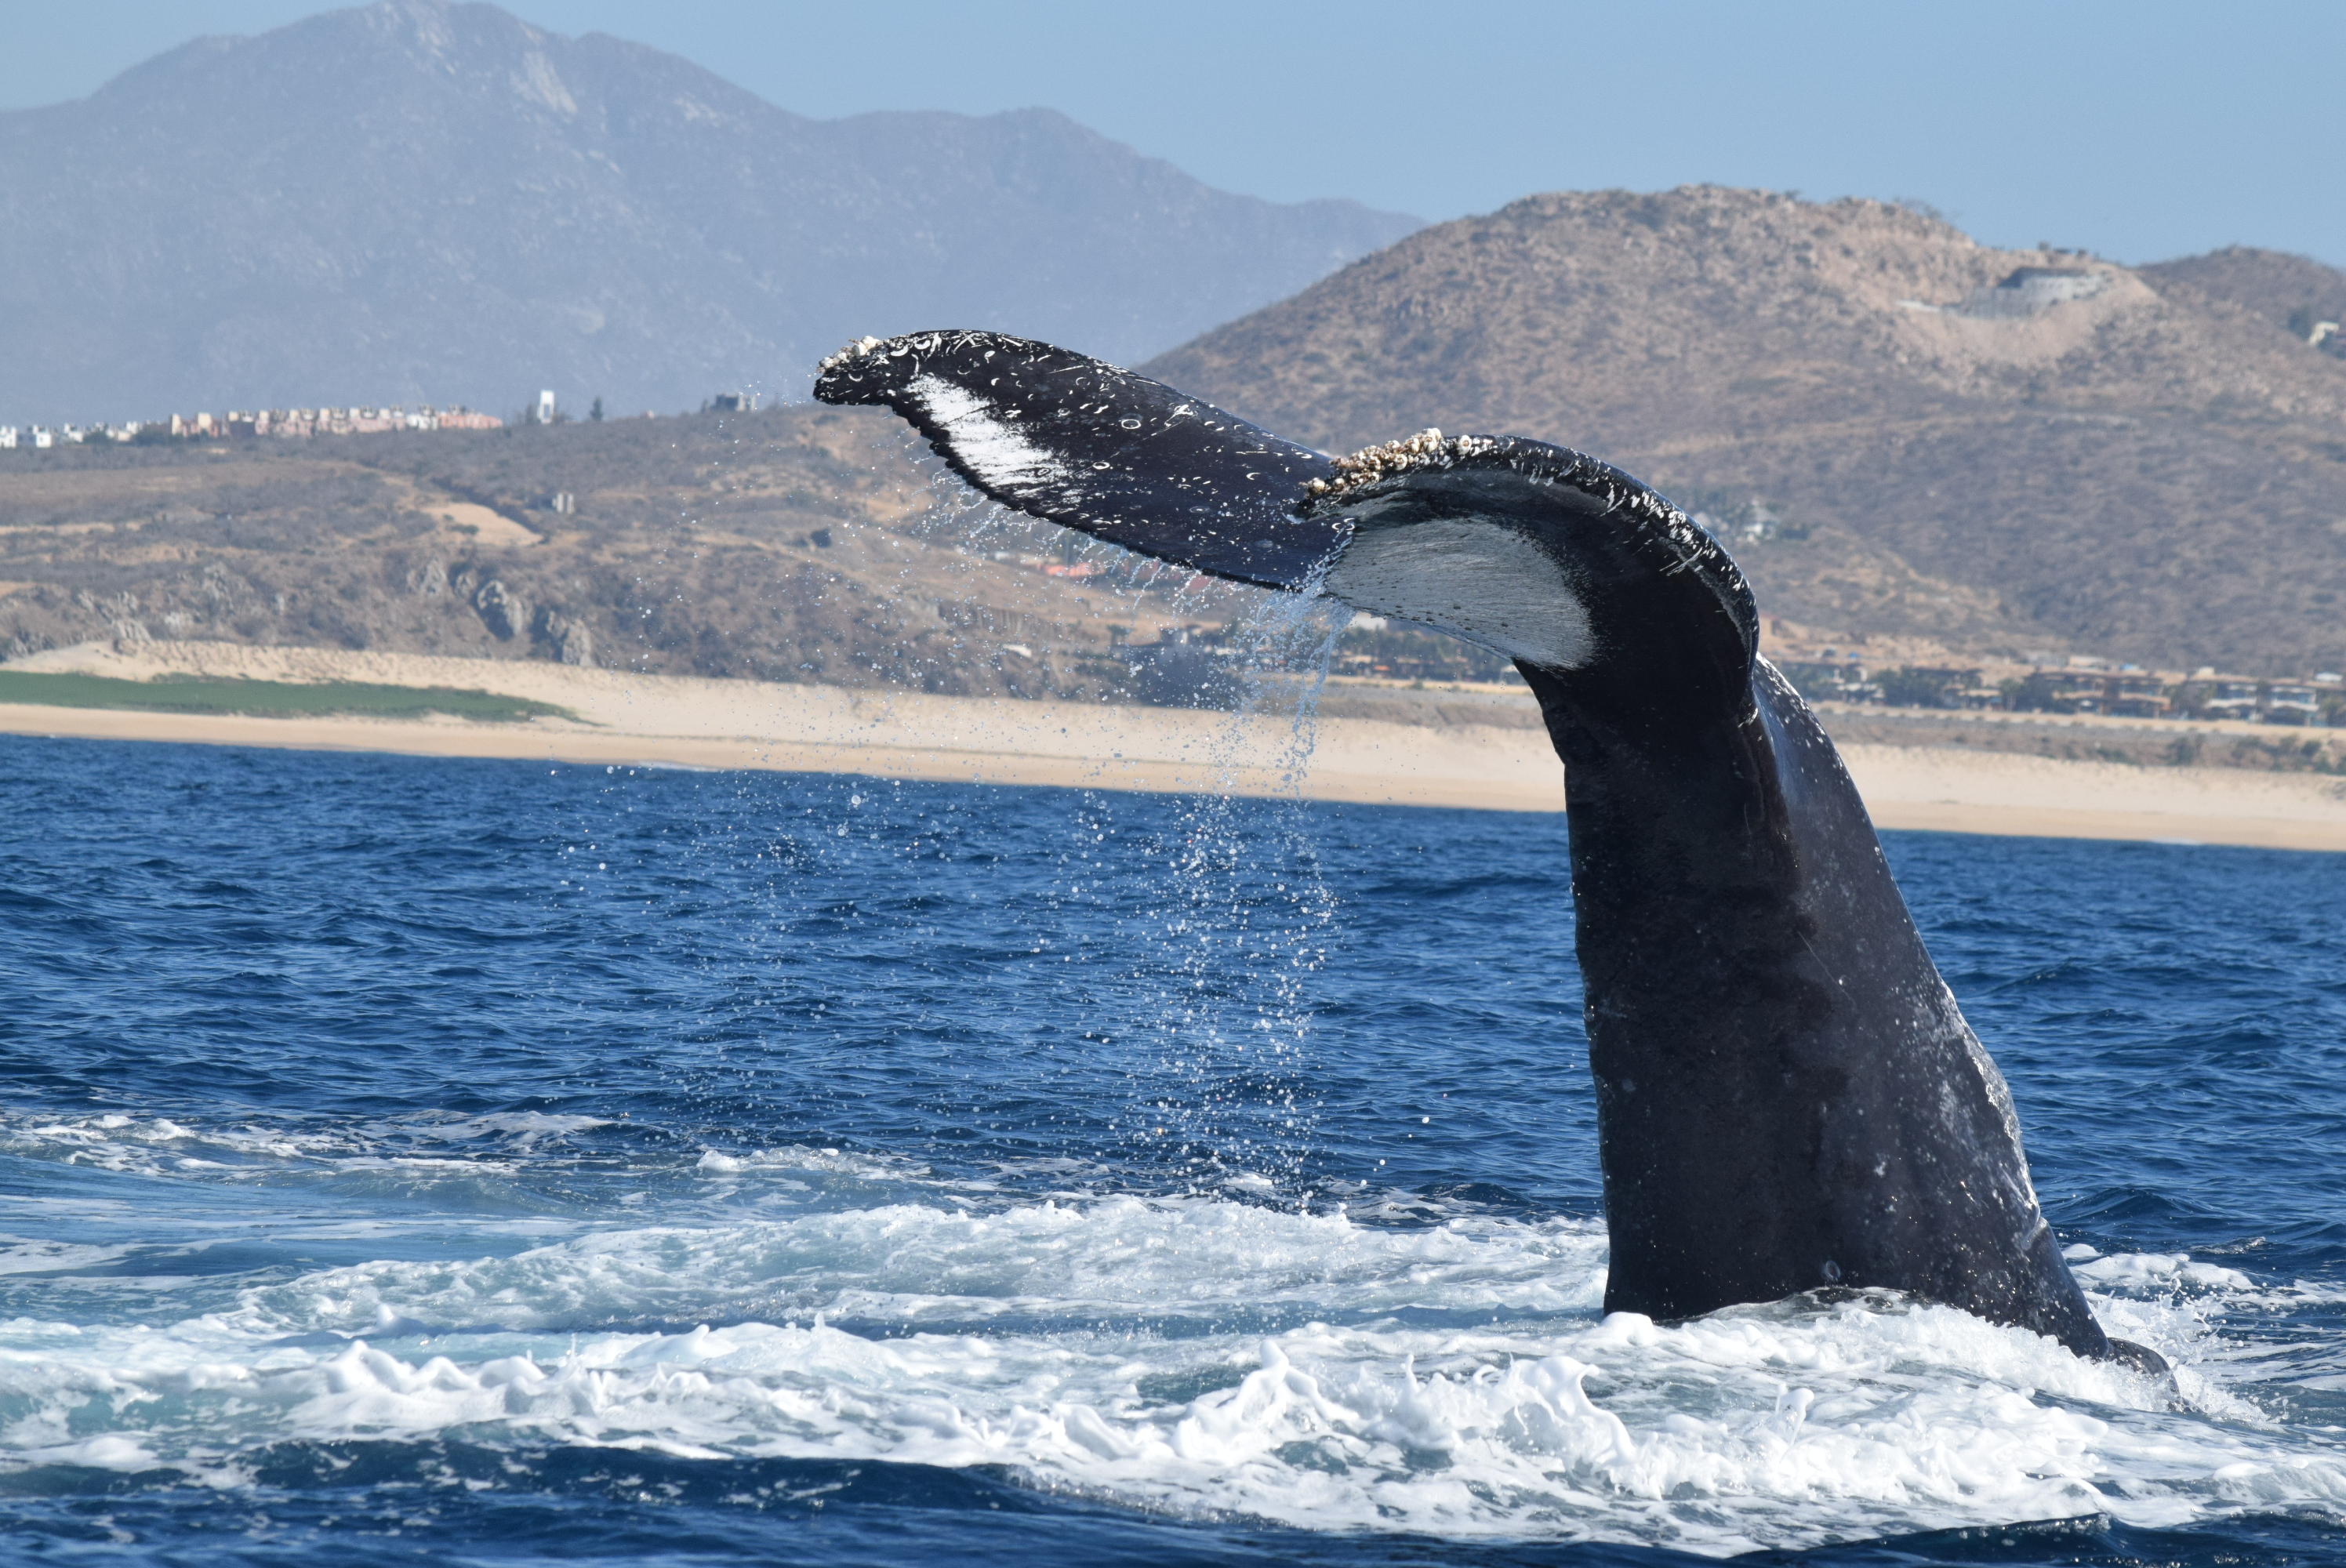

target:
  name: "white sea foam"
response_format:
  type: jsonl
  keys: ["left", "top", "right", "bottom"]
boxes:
{"left": 694, "top": 1145, "right": 935, "bottom": 1185}
{"left": 2068, "top": 1244, "right": 2257, "bottom": 1294}
{"left": 0, "top": 1108, "right": 610, "bottom": 1185}
{"left": 0, "top": 1238, "right": 137, "bottom": 1276}
{"left": 207, "top": 1196, "right": 1603, "bottom": 1336}
{"left": 2, "top": 1196, "right": 2341, "bottom": 1554}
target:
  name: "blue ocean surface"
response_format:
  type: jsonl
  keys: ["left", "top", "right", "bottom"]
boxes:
{"left": 2, "top": 731, "right": 2343, "bottom": 1565}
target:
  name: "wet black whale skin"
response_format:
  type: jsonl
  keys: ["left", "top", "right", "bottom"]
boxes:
{"left": 813, "top": 329, "right": 1345, "bottom": 590}
{"left": 815, "top": 330, "right": 2160, "bottom": 1373}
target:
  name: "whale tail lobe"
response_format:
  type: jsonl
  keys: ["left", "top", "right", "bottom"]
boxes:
{"left": 814, "top": 330, "right": 1344, "bottom": 590}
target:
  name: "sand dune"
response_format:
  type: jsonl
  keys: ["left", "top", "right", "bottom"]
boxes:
{"left": 4, "top": 641, "right": 2342, "bottom": 852}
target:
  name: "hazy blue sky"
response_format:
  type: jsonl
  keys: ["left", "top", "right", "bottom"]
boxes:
{"left": 7, "top": 2, "right": 2341, "bottom": 269}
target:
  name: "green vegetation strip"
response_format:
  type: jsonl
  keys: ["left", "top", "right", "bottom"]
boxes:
{"left": 0, "top": 670, "right": 574, "bottom": 723}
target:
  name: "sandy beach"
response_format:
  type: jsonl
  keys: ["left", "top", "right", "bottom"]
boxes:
{"left": 5, "top": 640, "right": 2344, "bottom": 851}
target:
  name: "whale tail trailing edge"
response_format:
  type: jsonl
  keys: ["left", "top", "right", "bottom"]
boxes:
{"left": 819, "top": 328, "right": 2164, "bottom": 1374}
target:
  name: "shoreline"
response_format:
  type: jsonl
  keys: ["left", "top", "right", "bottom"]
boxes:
{"left": 3, "top": 641, "right": 2344, "bottom": 851}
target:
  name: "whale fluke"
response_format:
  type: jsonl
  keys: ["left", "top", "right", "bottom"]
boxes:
{"left": 816, "top": 330, "right": 2165, "bottom": 1374}
{"left": 815, "top": 331, "right": 1345, "bottom": 590}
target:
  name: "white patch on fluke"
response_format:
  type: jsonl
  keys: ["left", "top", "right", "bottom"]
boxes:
{"left": 907, "top": 375, "right": 1070, "bottom": 494}
{"left": 1325, "top": 519, "right": 1594, "bottom": 672}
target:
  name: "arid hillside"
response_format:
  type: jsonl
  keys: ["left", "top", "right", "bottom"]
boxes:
{"left": 11, "top": 194, "right": 2346, "bottom": 699}
{"left": 1145, "top": 187, "right": 2346, "bottom": 677}
{"left": 0, "top": 408, "right": 1261, "bottom": 699}
{"left": 2143, "top": 247, "right": 2346, "bottom": 341}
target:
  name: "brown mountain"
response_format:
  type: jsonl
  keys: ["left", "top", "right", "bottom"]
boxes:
{"left": 2141, "top": 247, "right": 2346, "bottom": 341}
{"left": 1144, "top": 187, "right": 2346, "bottom": 677}
{"left": 0, "top": 0, "right": 1418, "bottom": 422}
{"left": 0, "top": 408, "right": 1255, "bottom": 699}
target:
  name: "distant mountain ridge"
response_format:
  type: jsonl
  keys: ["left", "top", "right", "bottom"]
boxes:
{"left": 1144, "top": 187, "right": 2346, "bottom": 677}
{"left": 0, "top": 0, "right": 1419, "bottom": 423}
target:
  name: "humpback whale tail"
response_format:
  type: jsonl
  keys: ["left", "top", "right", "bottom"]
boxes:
{"left": 816, "top": 330, "right": 2165, "bottom": 1375}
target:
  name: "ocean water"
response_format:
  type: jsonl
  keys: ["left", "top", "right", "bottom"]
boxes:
{"left": 2, "top": 731, "right": 2343, "bottom": 1566}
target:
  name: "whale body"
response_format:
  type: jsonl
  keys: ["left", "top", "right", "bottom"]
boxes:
{"left": 815, "top": 329, "right": 2162, "bottom": 1371}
